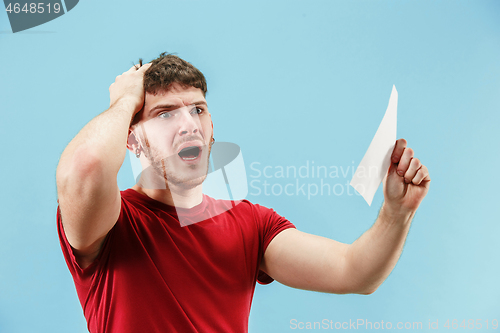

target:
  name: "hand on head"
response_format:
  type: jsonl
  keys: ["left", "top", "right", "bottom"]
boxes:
{"left": 109, "top": 62, "right": 152, "bottom": 114}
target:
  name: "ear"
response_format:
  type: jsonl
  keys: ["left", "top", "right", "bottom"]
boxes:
{"left": 211, "top": 119, "right": 214, "bottom": 141}
{"left": 127, "top": 130, "right": 141, "bottom": 153}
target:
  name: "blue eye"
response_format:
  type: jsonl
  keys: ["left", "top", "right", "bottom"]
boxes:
{"left": 191, "top": 107, "right": 203, "bottom": 115}
{"left": 158, "top": 112, "right": 172, "bottom": 119}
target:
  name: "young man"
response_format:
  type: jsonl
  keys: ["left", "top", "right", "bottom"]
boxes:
{"left": 56, "top": 53, "right": 430, "bottom": 332}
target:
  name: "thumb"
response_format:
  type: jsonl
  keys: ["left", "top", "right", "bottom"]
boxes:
{"left": 386, "top": 162, "right": 398, "bottom": 178}
{"left": 384, "top": 161, "right": 405, "bottom": 196}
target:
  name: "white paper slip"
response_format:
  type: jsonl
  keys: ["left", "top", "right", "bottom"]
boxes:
{"left": 350, "top": 85, "right": 398, "bottom": 206}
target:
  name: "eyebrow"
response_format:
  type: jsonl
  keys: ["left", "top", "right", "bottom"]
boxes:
{"left": 148, "top": 101, "right": 207, "bottom": 114}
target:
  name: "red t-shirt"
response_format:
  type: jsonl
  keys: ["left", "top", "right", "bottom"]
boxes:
{"left": 57, "top": 189, "right": 295, "bottom": 333}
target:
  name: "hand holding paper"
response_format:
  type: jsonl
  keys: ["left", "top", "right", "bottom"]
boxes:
{"left": 383, "top": 138, "right": 431, "bottom": 214}
{"left": 351, "top": 86, "right": 430, "bottom": 212}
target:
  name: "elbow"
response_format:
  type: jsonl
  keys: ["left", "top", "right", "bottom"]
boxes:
{"left": 56, "top": 147, "right": 108, "bottom": 197}
{"left": 336, "top": 279, "right": 380, "bottom": 295}
{"left": 360, "top": 288, "right": 377, "bottom": 295}
{"left": 326, "top": 282, "right": 379, "bottom": 295}
{"left": 357, "top": 282, "right": 381, "bottom": 295}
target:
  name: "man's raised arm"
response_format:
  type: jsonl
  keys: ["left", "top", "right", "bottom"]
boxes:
{"left": 56, "top": 63, "right": 151, "bottom": 269}
{"left": 260, "top": 139, "right": 431, "bottom": 294}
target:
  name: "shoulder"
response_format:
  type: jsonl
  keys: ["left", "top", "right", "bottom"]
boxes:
{"left": 120, "top": 188, "right": 144, "bottom": 203}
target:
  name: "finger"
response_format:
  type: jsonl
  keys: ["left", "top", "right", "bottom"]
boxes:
{"left": 126, "top": 65, "right": 138, "bottom": 73}
{"left": 136, "top": 62, "right": 152, "bottom": 72}
{"left": 403, "top": 157, "right": 421, "bottom": 183}
{"left": 411, "top": 165, "right": 430, "bottom": 186}
{"left": 391, "top": 138, "right": 407, "bottom": 163}
{"left": 396, "top": 147, "right": 414, "bottom": 177}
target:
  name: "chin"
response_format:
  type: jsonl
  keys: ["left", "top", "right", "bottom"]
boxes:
{"left": 167, "top": 173, "right": 207, "bottom": 190}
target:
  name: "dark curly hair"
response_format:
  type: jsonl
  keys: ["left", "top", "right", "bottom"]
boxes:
{"left": 139, "top": 52, "right": 207, "bottom": 97}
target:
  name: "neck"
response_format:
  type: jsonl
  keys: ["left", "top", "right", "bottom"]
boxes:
{"left": 132, "top": 184, "right": 204, "bottom": 209}
{"left": 132, "top": 173, "right": 204, "bottom": 209}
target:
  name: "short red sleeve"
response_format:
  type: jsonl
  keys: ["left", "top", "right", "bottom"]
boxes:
{"left": 56, "top": 207, "right": 113, "bottom": 289}
{"left": 254, "top": 204, "right": 295, "bottom": 284}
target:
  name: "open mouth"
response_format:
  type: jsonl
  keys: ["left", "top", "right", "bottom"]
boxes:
{"left": 178, "top": 146, "right": 201, "bottom": 161}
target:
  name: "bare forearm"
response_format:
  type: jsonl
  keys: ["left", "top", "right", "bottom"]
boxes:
{"left": 340, "top": 139, "right": 431, "bottom": 295}
{"left": 344, "top": 203, "right": 414, "bottom": 294}
{"left": 263, "top": 140, "right": 429, "bottom": 295}
{"left": 57, "top": 99, "right": 136, "bottom": 182}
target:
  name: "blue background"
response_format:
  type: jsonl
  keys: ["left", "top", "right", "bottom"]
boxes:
{"left": 1, "top": 0, "right": 499, "bottom": 332}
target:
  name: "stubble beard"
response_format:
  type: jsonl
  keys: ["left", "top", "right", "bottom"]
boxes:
{"left": 144, "top": 139, "right": 212, "bottom": 190}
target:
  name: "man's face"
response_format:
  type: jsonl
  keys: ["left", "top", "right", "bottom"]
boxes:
{"left": 130, "top": 83, "right": 213, "bottom": 190}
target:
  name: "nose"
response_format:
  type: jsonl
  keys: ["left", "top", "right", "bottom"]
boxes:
{"left": 177, "top": 107, "right": 200, "bottom": 136}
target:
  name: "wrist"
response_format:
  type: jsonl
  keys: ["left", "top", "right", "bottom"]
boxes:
{"left": 380, "top": 202, "right": 415, "bottom": 226}
{"left": 111, "top": 96, "right": 143, "bottom": 116}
